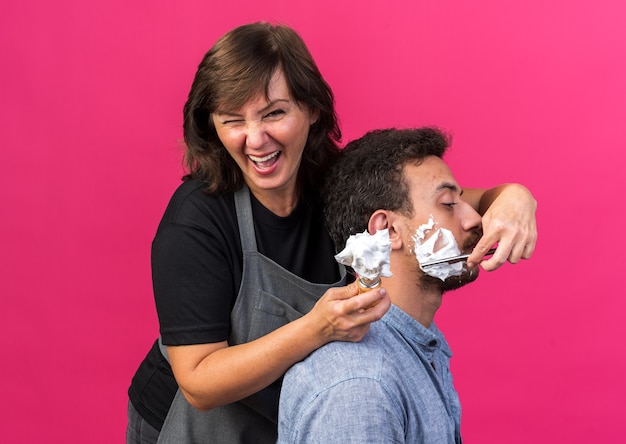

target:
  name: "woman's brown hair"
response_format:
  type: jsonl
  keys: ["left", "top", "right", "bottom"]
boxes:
{"left": 182, "top": 22, "right": 342, "bottom": 196}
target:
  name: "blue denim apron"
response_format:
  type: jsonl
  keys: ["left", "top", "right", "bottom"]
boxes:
{"left": 157, "top": 186, "right": 346, "bottom": 443}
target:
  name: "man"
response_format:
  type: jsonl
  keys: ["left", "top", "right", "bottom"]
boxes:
{"left": 277, "top": 127, "right": 490, "bottom": 443}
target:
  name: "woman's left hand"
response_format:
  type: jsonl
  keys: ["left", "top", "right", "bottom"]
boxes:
{"left": 466, "top": 183, "right": 537, "bottom": 271}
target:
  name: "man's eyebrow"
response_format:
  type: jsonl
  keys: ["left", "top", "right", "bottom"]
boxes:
{"left": 434, "top": 182, "right": 463, "bottom": 196}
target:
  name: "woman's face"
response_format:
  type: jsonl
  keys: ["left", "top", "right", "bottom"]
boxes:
{"left": 211, "top": 69, "right": 318, "bottom": 212}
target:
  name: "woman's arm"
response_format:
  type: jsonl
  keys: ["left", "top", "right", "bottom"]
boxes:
{"left": 168, "top": 283, "right": 391, "bottom": 410}
{"left": 462, "top": 183, "right": 537, "bottom": 271}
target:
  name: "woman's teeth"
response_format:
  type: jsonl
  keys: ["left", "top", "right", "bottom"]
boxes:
{"left": 249, "top": 151, "right": 279, "bottom": 168}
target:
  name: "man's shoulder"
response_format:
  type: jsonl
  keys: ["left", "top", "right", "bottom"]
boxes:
{"left": 279, "top": 324, "right": 408, "bottom": 443}
{"left": 285, "top": 323, "right": 395, "bottom": 390}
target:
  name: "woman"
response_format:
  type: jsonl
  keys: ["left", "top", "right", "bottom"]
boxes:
{"left": 127, "top": 22, "right": 537, "bottom": 444}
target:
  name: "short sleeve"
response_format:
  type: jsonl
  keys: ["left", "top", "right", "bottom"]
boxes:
{"left": 151, "top": 183, "right": 242, "bottom": 346}
{"left": 152, "top": 222, "right": 236, "bottom": 345}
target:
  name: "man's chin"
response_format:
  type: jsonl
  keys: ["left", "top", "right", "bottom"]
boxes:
{"left": 441, "top": 266, "right": 479, "bottom": 292}
{"left": 420, "top": 266, "right": 479, "bottom": 292}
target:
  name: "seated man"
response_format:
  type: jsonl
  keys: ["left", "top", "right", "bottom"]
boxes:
{"left": 278, "top": 127, "right": 497, "bottom": 443}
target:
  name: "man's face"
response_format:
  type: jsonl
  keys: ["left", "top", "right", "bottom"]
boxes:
{"left": 400, "top": 156, "right": 483, "bottom": 291}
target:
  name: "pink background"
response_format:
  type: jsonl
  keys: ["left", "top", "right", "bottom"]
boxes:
{"left": 2, "top": 0, "right": 624, "bottom": 442}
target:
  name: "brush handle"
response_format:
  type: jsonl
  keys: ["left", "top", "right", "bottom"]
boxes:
{"left": 357, "top": 277, "right": 380, "bottom": 293}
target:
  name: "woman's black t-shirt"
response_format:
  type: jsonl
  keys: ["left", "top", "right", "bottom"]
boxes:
{"left": 128, "top": 180, "right": 341, "bottom": 430}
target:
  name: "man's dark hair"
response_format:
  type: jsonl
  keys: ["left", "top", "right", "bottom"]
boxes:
{"left": 323, "top": 127, "right": 450, "bottom": 251}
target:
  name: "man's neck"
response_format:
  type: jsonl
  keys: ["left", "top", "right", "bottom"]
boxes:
{"left": 381, "top": 275, "right": 442, "bottom": 328}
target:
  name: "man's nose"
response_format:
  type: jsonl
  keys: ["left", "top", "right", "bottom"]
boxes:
{"left": 460, "top": 201, "right": 482, "bottom": 231}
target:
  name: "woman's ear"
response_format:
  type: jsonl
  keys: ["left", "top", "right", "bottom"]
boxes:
{"left": 309, "top": 107, "right": 320, "bottom": 126}
{"left": 368, "top": 211, "right": 403, "bottom": 250}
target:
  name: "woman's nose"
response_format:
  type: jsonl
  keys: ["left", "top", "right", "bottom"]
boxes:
{"left": 244, "top": 121, "right": 268, "bottom": 149}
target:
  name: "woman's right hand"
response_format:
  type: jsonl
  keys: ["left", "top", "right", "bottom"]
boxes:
{"left": 307, "top": 281, "right": 391, "bottom": 344}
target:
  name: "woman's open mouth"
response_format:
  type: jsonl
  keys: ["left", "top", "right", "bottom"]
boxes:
{"left": 249, "top": 151, "right": 280, "bottom": 171}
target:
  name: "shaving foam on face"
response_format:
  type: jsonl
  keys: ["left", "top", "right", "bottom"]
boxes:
{"left": 335, "top": 229, "right": 392, "bottom": 282}
{"left": 413, "top": 216, "right": 464, "bottom": 281}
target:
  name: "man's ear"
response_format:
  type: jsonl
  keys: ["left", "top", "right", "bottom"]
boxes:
{"left": 368, "top": 210, "right": 403, "bottom": 250}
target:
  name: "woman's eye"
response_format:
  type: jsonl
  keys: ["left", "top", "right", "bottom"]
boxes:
{"left": 443, "top": 202, "right": 458, "bottom": 209}
{"left": 264, "top": 109, "right": 285, "bottom": 118}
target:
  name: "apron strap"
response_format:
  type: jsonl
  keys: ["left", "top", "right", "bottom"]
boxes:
{"left": 234, "top": 185, "right": 257, "bottom": 253}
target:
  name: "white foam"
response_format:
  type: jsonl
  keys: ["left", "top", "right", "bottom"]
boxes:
{"left": 335, "top": 229, "right": 392, "bottom": 281}
{"left": 413, "top": 216, "right": 464, "bottom": 281}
